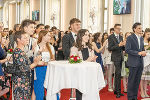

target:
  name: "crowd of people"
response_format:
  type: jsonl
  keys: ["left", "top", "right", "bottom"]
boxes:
{"left": 0, "top": 18, "right": 150, "bottom": 100}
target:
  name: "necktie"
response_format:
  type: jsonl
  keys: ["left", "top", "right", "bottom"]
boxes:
{"left": 116, "top": 36, "right": 119, "bottom": 43}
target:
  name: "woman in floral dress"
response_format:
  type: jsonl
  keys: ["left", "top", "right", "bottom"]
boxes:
{"left": 12, "top": 31, "right": 41, "bottom": 100}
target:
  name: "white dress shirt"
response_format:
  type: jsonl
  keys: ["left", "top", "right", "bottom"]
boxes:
{"left": 114, "top": 33, "right": 120, "bottom": 42}
{"left": 135, "top": 34, "right": 141, "bottom": 49}
{"left": 71, "top": 31, "right": 77, "bottom": 42}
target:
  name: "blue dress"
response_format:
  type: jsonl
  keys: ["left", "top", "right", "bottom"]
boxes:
{"left": 94, "top": 42, "right": 104, "bottom": 72}
{"left": 34, "top": 66, "right": 47, "bottom": 100}
{"left": 0, "top": 44, "right": 4, "bottom": 76}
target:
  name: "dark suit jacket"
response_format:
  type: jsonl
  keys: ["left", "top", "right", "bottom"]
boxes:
{"left": 108, "top": 34, "right": 124, "bottom": 62}
{"left": 62, "top": 32, "right": 75, "bottom": 60}
{"left": 125, "top": 33, "right": 145, "bottom": 67}
{"left": 8, "top": 34, "right": 15, "bottom": 49}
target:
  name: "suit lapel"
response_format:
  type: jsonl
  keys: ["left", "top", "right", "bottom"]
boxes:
{"left": 132, "top": 34, "right": 139, "bottom": 50}
{"left": 112, "top": 34, "right": 119, "bottom": 43}
{"left": 140, "top": 37, "right": 143, "bottom": 51}
{"left": 69, "top": 32, "right": 75, "bottom": 45}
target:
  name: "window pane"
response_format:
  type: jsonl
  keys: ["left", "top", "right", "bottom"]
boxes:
{"left": 105, "top": 0, "right": 108, "bottom": 8}
{"left": 104, "top": 23, "right": 107, "bottom": 32}
{"left": 104, "top": 10, "right": 107, "bottom": 24}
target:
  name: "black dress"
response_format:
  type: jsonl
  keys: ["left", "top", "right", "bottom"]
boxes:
{"left": 81, "top": 48, "right": 89, "bottom": 61}
{"left": 75, "top": 48, "right": 89, "bottom": 100}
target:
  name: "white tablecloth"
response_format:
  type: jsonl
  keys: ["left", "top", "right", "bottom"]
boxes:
{"left": 144, "top": 53, "right": 150, "bottom": 67}
{"left": 44, "top": 61, "right": 105, "bottom": 100}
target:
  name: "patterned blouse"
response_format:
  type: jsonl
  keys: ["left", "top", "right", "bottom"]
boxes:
{"left": 12, "top": 48, "right": 32, "bottom": 100}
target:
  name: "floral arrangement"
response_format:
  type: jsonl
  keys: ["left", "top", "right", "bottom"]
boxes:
{"left": 7, "top": 49, "right": 13, "bottom": 54}
{"left": 69, "top": 55, "right": 82, "bottom": 64}
{"left": 144, "top": 45, "right": 150, "bottom": 50}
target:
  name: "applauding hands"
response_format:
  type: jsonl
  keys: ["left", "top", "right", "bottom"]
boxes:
{"left": 87, "top": 56, "right": 98, "bottom": 62}
{"left": 138, "top": 51, "right": 147, "bottom": 57}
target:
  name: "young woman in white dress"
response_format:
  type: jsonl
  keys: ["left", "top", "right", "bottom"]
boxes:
{"left": 34, "top": 30, "right": 55, "bottom": 100}
{"left": 102, "top": 33, "right": 114, "bottom": 92}
{"left": 140, "top": 28, "right": 150, "bottom": 98}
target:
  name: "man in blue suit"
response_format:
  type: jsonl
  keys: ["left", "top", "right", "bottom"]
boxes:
{"left": 125, "top": 23, "right": 146, "bottom": 100}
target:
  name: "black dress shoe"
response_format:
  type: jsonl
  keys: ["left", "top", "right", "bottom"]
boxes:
{"left": 119, "top": 93, "right": 124, "bottom": 96}
{"left": 114, "top": 91, "right": 117, "bottom": 95}
{"left": 116, "top": 94, "right": 121, "bottom": 98}
{"left": 123, "top": 91, "right": 127, "bottom": 93}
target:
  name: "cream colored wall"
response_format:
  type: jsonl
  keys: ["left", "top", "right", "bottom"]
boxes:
{"left": 63, "top": 0, "right": 76, "bottom": 31}
{"left": 30, "top": 0, "right": 40, "bottom": 24}
{"left": 108, "top": 0, "right": 135, "bottom": 34}
{"left": 9, "top": 3, "right": 16, "bottom": 30}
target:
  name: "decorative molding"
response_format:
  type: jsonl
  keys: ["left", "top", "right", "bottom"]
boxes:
{"left": 0, "top": 6, "right": 3, "bottom": 9}
{"left": 17, "top": 2, "right": 21, "bottom": 5}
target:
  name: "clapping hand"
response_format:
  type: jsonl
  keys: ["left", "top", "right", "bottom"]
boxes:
{"left": 138, "top": 51, "right": 147, "bottom": 57}
{"left": 119, "top": 41, "right": 124, "bottom": 47}
{"left": 87, "top": 56, "right": 98, "bottom": 62}
{"left": 141, "top": 51, "right": 147, "bottom": 57}
{"left": 34, "top": 55, "right": 42, "bottom": 65}
{"left": 93, "top": 56, "right": 98, "bottom": 62}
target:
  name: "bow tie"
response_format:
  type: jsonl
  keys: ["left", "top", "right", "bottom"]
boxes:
{"left": 75, "top": 34, "right": 77, "bottom": 36}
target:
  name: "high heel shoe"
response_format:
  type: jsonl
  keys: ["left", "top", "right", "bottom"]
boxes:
{"left": 145, "top": 94, "right": 149, "bottom": 98}
{"left": 141, "top": 94, "right": 146, "bottom": 98}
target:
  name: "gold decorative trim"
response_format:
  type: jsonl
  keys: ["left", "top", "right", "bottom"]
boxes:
{"left": 0, "top": 7, "right": 3, "bottom": 9}
{"left": 17, "top": 2, "right": 21, "bottom": 5}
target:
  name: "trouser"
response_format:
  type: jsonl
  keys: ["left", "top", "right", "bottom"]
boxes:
{"left": 127, "top": 64, "right": 143, "bottom": 100}
{"left": 107, "top": 64, "right": 114, "bottom": 89}
{"left": 76, "top": 89, "right": 82, "bottom": 100}
{"left": 114, "top": 61, "right": 122, "bottom": 93}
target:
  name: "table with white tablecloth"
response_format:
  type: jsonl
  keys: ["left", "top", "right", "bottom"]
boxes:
{"left": 44, "top": 61, "right": 105, "bottom": 100}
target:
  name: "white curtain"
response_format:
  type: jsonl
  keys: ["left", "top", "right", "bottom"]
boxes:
{"left": 79, "top": 0, "right": 104, "bottom": 33}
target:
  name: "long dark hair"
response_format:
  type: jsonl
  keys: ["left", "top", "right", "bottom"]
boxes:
{"left": 101, "top": 32, "right": 108, "bottom": 46}
{"left": 143, "top": 28, "right": 150, "bottom": 38}
{"left": 38, "top": 30, "right": 53, "bottom": 59}
{"left": 93, "top": 32, "right": 101, "bottom": 43}
{"left": 75, "top": 29, "right": 92, "bottom": 51}
{"left": 57, "top": 31, "right": 64, "bottom": 46}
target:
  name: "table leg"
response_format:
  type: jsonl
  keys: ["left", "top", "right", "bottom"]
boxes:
{"left": 70, "top": 88, "right": 76, "bottom": 100}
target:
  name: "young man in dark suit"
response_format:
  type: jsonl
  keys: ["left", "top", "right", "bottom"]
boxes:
{"left": 62, "top": 18, "right": 82, "bottom": 100}
{"left": 108, "top": 24, "right": 125, "bottom": 98}
{"left": 62, "top": 18, "right": 81, "bottom": 60}
{"left": 125, "top": 23, "right": 146, "bottom": 100}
